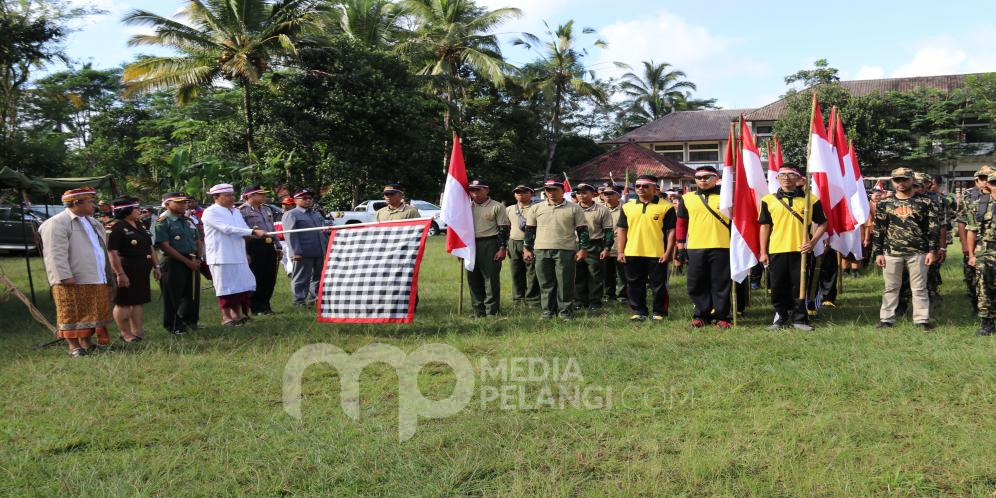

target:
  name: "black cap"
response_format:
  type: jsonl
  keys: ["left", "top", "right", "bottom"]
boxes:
{"left": 242, "top": 184, "right": 268, "bottom": 197}
{"left": 575, "top": 183, "right": 597, "bottom": 192}
{"left": 161, "top": 192, "right": 190, "bottom": 203}
{"left": 542, "top": 179, "right": 564, "bottom": 190}
{"left": 293, "top": 188, "right": 316, "bottom": 198}
{"left": 512, "top": 184, "right": 534, "bottom": 193}
{"left": 383, "top": 183, "right": 404, "bottom": 194}
{"left": 468, "top": 180, "right": 489, "bottom": 189}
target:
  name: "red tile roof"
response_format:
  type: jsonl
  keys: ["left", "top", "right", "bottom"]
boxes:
{"left": 603, "top": 109, "right": 752, "bottom": 144}
{"left": 745, "top": 73, "right": 978, "bottom": 121}
{"left": 569, "top": 143, "right": 696, "bottom": 181}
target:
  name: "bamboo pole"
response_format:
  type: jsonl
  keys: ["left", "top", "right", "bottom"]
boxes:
{"left": 800, "top": 94, "right": 817, "bottom": 302}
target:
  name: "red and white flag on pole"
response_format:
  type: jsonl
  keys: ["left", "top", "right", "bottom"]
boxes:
{"left": 441, "top": 133, "right": 476, "bottom": 271}
{"left": 719, "top": 123, "right": 736, "bottom": 218}
{"left": 831, "top": 109, "right": 862, "bottom": 258}
{"left": 807, "top": 95, "right": 847, "bottom": 255}
{"left": 730, "top": 118, "right": 765, "bottom": 283}
{"left": 848, "top": 140, "right": 870, "bottom": 224}
{"left": 767, "top": 137, "right": 783, "bottom": 195}
{"left": 563, "top": 173, "right": 574, "bottom": 202}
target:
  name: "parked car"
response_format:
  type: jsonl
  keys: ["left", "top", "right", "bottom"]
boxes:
{"left": 331, "top": 199, "right": 446, "bottom": 235}
{"left": 0, "top": 205, "right": 42, "bottom": 252}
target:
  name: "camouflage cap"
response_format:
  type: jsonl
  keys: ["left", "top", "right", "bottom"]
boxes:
{"left": 912, "top": 171, "right": 929, "bottom": 185}
{"left": 975, "top": 165, "right": 993, "bottom": 178}
{"left": 890, "top": 167, "right": 914, "bottom": 179}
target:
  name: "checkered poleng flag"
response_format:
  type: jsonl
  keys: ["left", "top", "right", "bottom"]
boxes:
{"left": 317, "top": 219, "right": 431, "bottom": 323}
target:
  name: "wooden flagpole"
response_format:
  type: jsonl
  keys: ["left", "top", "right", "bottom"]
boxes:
{"left": 731, "top": 119, "right": 740, "bottom": 326}
{"left": 800, "top": 94, "right": 817, "bottom": 302}
{"left": 458, "top": 259, "right": 464, "bottom": 314}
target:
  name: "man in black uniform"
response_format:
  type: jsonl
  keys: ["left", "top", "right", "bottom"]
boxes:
{"left": 240, "top": 184, "right": 280, "bottom": 315}
{"left": 152, "top": 192, "right": 204, "bottom": 334}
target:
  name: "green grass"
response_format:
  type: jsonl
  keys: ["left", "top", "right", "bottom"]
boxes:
{"left": 1, "top": 238, "right": 994, "bottom": 496}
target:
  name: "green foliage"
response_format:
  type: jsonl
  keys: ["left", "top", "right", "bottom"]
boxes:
{"left": 619, "top": 60, "right": 715, "bottom": 127}
{"left": 784, "top": 58, "right": 840, "bottom": 89}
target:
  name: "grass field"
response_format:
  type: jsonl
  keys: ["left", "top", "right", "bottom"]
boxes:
{"left": 1, "top": 238, "right": 994, "bottom": 496}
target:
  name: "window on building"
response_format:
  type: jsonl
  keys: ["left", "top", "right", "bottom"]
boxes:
{"left": 653, "top": 144, "right": 684, "bottom": 162}
{"left": 755, "top": 125, "right": 773, "bottom": 135}
{"left": 687, "top": 143, "right": 719, "bottom": 162}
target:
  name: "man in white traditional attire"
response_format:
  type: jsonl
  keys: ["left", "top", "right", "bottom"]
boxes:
{"left": 201, "top": 183, "right": 267, "bottom": 326}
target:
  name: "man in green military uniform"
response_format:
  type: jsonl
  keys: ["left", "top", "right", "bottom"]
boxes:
{"left": 523, "top": 179, "right": 592, "bottom": 320}
{"left": 152, "top": 192, "right": 204, "bottom": 334}
{"left": 965, "top": 174, "right": 996, "bottom": 336}
{"left": 915, "top": 172, "right": 948, "bottom": 302}
{"left": 466, "top": 180, "right": 510, "bottom": 317}
{"left": 376, "top": 183, "right": 421, "bottom": 221}
{"left": 573, "top": 183, "right": 613, "bottom": 312}
{"left": 957, "top": 166, "right": 993, "bottom": 312}
{"left": 873, "top": 167, "right": 939, "bottom": 331}
{"left": 600, "top": 184, "right": 627, "bottom": 304}
{"left": 506, "top": 185, "right": 540, "bottom": 306}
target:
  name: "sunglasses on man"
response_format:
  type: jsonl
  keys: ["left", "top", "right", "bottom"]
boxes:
{"left": 776, "top": 173, "right": 799, "bottom": 179}
{"left": 891, "top": 177, "right": 911, "bottom": 183}
{"left": 694, "top": 175, "right": 716, "bottom": 180}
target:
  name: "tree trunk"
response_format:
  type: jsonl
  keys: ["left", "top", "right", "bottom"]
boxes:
{"left": 543, "top": 83, "right": 565, "bottom": 180}
{"left": 242, "top": 81, "right": 256, "bottom": 169}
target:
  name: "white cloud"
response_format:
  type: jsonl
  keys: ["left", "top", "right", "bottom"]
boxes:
{"left": 594, "top": 9, "right": 768, "bottom": 96}
{"left": 853, "top": 65, "right": 885, "bottom": 80}
{"left": 891, "top": 28, "right": 996, "bottom": 77}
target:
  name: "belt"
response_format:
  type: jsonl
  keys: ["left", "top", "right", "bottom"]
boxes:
{"left": 475, "top": 235, "right": 498, "bottom": 240}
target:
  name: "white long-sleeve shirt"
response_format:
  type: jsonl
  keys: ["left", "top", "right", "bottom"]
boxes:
{"left": 202, "top": 203, "right": 253, "bottom": 265}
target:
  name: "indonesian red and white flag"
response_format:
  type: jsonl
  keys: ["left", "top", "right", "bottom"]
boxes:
{"left": 848, "top": 140, "right": 870, "bottom": 224}
{"left": 730, "top": 119, "right": 765, "bottom": 283}
{"left": 718, "top": 124, "right": 736, "bottom": 218}
{"left": 808, "top": 95, "right": 847, "bottom": 255}
{"left": 831, "top": 110, "right": 862, "bottom": 258}
{"left": 767, "top": 137, "right": 783, "bottom": 194}
{"left": 440, "top": 133, "right": 476, "bottom": 271}
{"left": 563, "top": 173, "right": 575, "bottom": 202}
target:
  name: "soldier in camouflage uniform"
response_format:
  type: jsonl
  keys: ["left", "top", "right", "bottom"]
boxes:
{"left": 956, "top": 166, "right": 992, "bottom": 312}
{"left": 963, "top": 173, "right": 996, "bottom": 336}
{"left": 873, "top": 167, "right": 939, "bottom": 331}
{"left": 915, "top": 172, "right": 948, "bottom": 301}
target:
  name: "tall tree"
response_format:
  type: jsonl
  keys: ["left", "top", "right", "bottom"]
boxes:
{"left": 514, "top": 20, "right": 607, "bottom": 179}
{"left": 398, "top": 0, "right": 520, "bottom": 171}
{"left": 121, "top": 0, "right": 319, "bottom": 160}
{"left": 619, "top": 60, "right": 713, "bottom": 126}
{"left": 784, "top": 58, "right": 840, "bottom": 88}
{"left": 315, "top": 0, "right": 406, "bottom": 50}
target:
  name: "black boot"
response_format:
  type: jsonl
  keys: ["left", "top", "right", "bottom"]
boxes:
{"left": 975, "top": 318, "right": 996, "bottom": 337}
{"left": 977, "top": 318, "right": 995, "bottom": 337}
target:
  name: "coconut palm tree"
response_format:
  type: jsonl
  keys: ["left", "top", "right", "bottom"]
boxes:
{"left": 398, "top": 0, "right": 520, "bottom": 170}
{"left": 121, "top": 0, "right": 319, "bottom": 159}
{"left": 514, "top": 20, "right": 607, "bottom": 179}
{"left": 620, "top": 60, "right": 714, "bottom": 126}
{"left": 317, "top": 0, "right": 406, "bottom": 50}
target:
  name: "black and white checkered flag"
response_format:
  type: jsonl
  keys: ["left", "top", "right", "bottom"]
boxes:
{"left": 317, "top": 219, "right": 431, "bottom": 323}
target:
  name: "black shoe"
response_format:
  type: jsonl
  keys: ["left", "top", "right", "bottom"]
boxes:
{"left": 560, "top": 313, "right": 574, "bottom": 321}
{"left": 792, "top": 323, "right": 814, "bottom": 332}
{"left": 541, "top": 311, "right": 555, "bottom": 320}
{"left": 766, "top": 323, "right": 786, "bottom": 331}
{"left": 629, "top": 314, "right": 647, "bottom": 322}
{"left": 915, "top": 322, "right": 934, "bottom": 331}
{"left": 977, "top": 318, "right": 995, "bottom": 336}
{"left": 588, "top": 306, "right": 602, "bottom": 313}
{"left": 68, "top": 348, "right": 88, "bottom": 358}
{"left": 877, "top": 321, "right": 894, "bottom": 328}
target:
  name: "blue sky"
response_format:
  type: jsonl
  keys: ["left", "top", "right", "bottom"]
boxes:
{"left": 62, "top": 0, "right": 996, "bottom": 109}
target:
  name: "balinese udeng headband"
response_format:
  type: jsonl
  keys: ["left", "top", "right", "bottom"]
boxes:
{"left": 208, "top": 183, "right": 234, "bottom": 195}
{"left": 634, "top": 178, "right": 657, "bottom": 186}
{"left": 778, "top": 166, "right": 800, "bottom": 175}
{"left": 112, "top": 202, "right": 140, "bottom": 212}
{"left": 61, "top": 188, "right": 97, "bottom": 203}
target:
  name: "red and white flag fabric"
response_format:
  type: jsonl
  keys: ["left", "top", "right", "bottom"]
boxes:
{"left": 807, "top": 95, "right": 848, "bottom": 255}
{"left": 730, "top": 118, "right": 765, "bottom": 283}
{"left": 847, "top": 140, "right": 870, "bottom": 224}
{"left": 719, "top": 124, "right": 736, "bottom": 218}
{"left": 317, "top": 218, "right": 432, "bottom": 323}
{"left": 440, "top": 133, "right": 476, "bottom": 271}
{"left": 563, "top": 173, "right": 575, "bottom": 202}
{"left": 767, "top": 138, "right": 783, "bottom": 195}
{"left": 831, "top": 110, "right": 862, "bottom": 258}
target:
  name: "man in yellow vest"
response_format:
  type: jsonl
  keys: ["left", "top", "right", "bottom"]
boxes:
{"left": 616, "top": 174, "right": 677, "bottom": 322}
{"left": 676, "top": 165, "right": 734, "bottom": 329}
{"left": 758, "top": 166, "right": 828, "bottom": 331}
